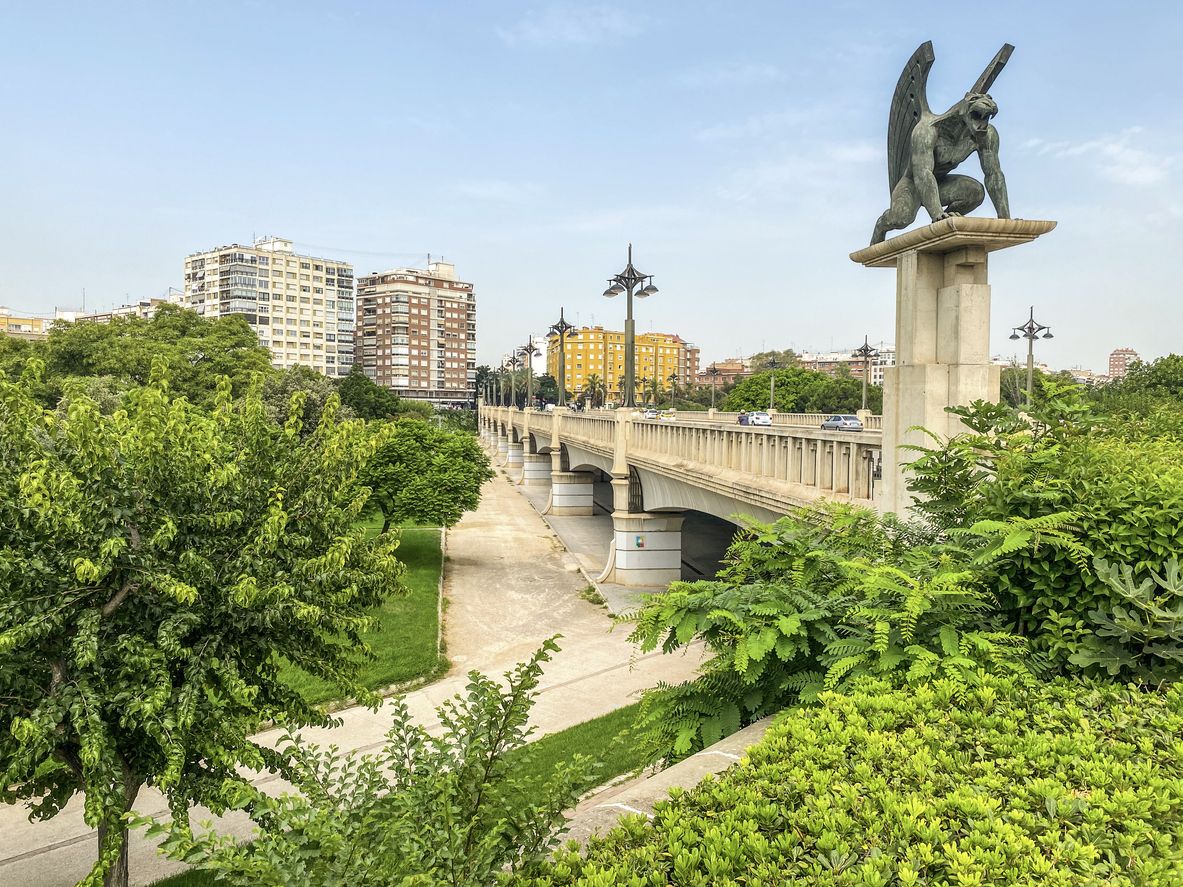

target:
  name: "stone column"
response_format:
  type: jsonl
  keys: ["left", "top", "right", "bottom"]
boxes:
{"left": 549, "top": 471, "right": 594, "bottom": 515}
{"left": 496, "top": 432, "right": 509, "bottom": 463}
{"left": 850, "top": 217, "right": 1056, "bottom": 517}
{"left": 506, "top": 439, "right": 524, "bottom": 477}
{"left": 521, "top": 452, "right": 551, "bottom": 486}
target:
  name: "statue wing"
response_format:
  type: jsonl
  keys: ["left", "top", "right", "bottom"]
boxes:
{"left": 887, "top": 41, "right": 935, "bottom": 191}
{"left": 970, "top": 43, "right": 1014, "bottom": 96}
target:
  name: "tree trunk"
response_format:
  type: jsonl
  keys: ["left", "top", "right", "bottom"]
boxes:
{"left": 98, "top": 772, "right": 141, "bottom": 887}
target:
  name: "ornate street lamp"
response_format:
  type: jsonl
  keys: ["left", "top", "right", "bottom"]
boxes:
{"left": 506, "top": 354, "right": 521, "bottom": 409}
{"left": 601, "top": 243, "right": 658, "bottom": 408}
{"left": 705, "top": 364, "right": 721, "bottom": 409}
{"left": 548, "top": 307, "right": 577, "bottom": 407}
{"left": 519, "top": 340, "right": 541, "bottom": 410}
{"left": 852, "top": 335, "right": 879, "bottom": 411}
{"left": 767, "top": 357, "right": 780, "bottom": 411}
{"left": 1009, "top": 306, "right": 1053, "bottom": 407}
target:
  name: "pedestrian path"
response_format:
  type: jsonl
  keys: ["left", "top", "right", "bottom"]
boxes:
{"left": 0, "top": 473, "right": 702, "bottom": 886}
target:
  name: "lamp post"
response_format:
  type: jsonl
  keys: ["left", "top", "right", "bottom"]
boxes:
{"left": 767, "top": 357, "right": 779, "bottom": 411}
{"left": 1009, "top": 306, "right": 1053, "bottom": 407}
{"left": 519, "top": 341, "right": 540, "bottom": 410}
{"left": 852, "top": 335, "right": 879, "bottom": 411}
{"left": 548, "top": 308, "right": 576, "bottom": 407}
{"left": 506, "top": 354, "right": 521, "bottom": 408}
{"left": 706, "top": 365, "right": 720, "bottom": 409}
{"left": 638, "top": 376, "right": 649, "bottom": 407}
{"left": 668, "top": 372, "right": 678, "bottom": 409}
{"left": 601, "top": 243, "right": 658, "bottom": 408}
{"left": 495, "top": 371, "right": 504, "bottom": 406}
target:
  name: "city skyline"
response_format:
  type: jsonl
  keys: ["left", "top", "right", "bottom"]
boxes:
{"left": 1, "top": 2, "right": 1180, "bottom": 373}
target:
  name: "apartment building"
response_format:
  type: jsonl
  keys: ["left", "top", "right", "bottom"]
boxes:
{"left": 547, "top": 326, "right": 700, "bottom": 400}
{"left": 355, "top": 261, "right": 476, "bottom": 406}
{"left": 56, "top": 298, "right": 172, "bottom": 325}
{"left": 1108, "top": 347, "right": 1140, "bottom": 380}
{"left": 182, "top": 236, "right": 355, "bottom": 377}
{"left": 0, "top": 307, "right": 51, "bottom": 340}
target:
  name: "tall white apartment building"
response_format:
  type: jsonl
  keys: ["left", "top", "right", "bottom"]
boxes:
{"left": 356, "top": 261, "right": 476, "bottom": 406}
{"left": 182, "top": 236, "right": 355, "bottom": 377}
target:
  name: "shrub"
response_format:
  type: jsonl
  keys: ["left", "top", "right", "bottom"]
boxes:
{"left": 522, "top": 675, "right": 1183, "bottom": 886}
{"left": 905, "top": 387, "right": 1183, "bottom": 678}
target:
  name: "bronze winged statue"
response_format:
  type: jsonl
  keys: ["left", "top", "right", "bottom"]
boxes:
{"left": 870, "top": 42, "right": 1014, "bottom": 245}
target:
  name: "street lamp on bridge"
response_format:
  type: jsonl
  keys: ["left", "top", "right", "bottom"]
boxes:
{"left": 705, "top": 364, "right": 721, "bottom": 409}
{"left": 506, "top": 354, "right": 521, "bottom": 408}
{"left": 1009, "top": 306, "right": 1053, "bottom": 407}
{"left": 852, "top": 335, "right": 879, "bottom": 411}
{"left": 548, "top": 308, "right": 577, "bottom": 407}
{"left": 519, "top": 340, "right": 541, "bottom": 410}
{"left": 767, "top": 357, "right": 780, "bottom": 411}
{"left": 601, "top": 243, "right": 658, "bottom": 409}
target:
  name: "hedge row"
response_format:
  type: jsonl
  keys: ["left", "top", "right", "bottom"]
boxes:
{"left": 518, "top": 676, "right": 1183, "bottom": 886}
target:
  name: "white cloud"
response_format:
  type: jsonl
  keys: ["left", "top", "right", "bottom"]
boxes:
{"left": 717, "top": 141, "right": 880, "bottom": 202}
{"left": 678, "top": 62, "right": 787, "bottom": 89}
{"left": 496, "top": 4, "right": 643, "bottom": 47}
{"left": 449, "top": 180, "right": 543, "bottom": 203}
{"left": 1024, "top": 128, "right": 1173, "bottom": 186}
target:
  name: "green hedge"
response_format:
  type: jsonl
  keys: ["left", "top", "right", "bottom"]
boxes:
{"left": 520, "top": 676, "right": 1183, "bottom": 886}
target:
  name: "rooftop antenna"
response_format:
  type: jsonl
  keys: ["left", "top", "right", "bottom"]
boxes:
{"left": 82, "top": 288, "right": 86, "bottom": 312}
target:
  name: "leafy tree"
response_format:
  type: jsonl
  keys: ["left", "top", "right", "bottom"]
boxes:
{"left": 143, "top": 641, "right": 590, "bottom": 887}
{"left": 534, "top": 373, "right": 560, "bottom": 406}
{"left": 336, "top": 364, "right": 400, "bottom": 420}
{"left": 361, "top": 420, "right": 493, "bottom": 532}
{"left": 747, "top": 349, "right": 798, "bottom": 371}
{"left": 1114, "top": 353, "right": 1183, "bottom": 399}
{"left": 0, "top": 362, "right": 404, "bottom": 887}
{"left": 262, "top": 364, "right": 355, "bottom": 431}
{"left": 583, "top": 374, "right": 606, "bottom": 408}
{"left": 43, "top": 305, "right": 275, "bottom": 407}
{"left": 722, "top": 366, "right": 881, "bottom": 414}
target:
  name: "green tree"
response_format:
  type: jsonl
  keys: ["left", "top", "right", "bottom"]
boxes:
{"left": 0, "top": 362, "right": 404, "bottom": 887}
{"left": 336, "top": 364, "right": 401, "bottom": 420}
{"left": 583, "top": 374, "right": 606, "bottom": 408}
{"left": 143, "top": 641, "right": 589, "bottom": 887}
{"left": 43, "top": 305, "right": 275, "bottom": 407}
{"left": 748, "top": 349, "right": 799, "bottom": 371}
{"left": 361, "top": 420, "right": 493, "bottom": 532}
{"left": 535, "top": 373, "right": 560, "bottom": 406}
{"left": 723, "top": 366, "right": 881, "bottom": 414}
{"left": 262, "top": 365, "right": 355, "bottom": 431}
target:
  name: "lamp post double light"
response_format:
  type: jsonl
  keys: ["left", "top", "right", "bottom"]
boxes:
{"left": 706, "top": 365, "right": 721, "bottom": 409}
{"left": 519, "top": 340, "right": 540, "bottom": 410}
{"left": 767, "top": 357, "right": 779, "bottom": 411}
{"left": 602, "top": 243, "right": 658, "bottom": 409}
{"left": 548, "top": 308, "right": 576, "bottom": 407}
{"left": 506, "top": 354, "right": 521, "bottom": 408}
{"left": 852, "top": 335, "right": 879, "bottom": 411}
{"left": 1009, "top": 306, "right": 1053, "bottom": 407}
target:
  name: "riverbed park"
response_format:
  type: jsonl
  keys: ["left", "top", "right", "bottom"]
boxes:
{"left": 3, "top": 5, "right": 1183, "bottom": 886}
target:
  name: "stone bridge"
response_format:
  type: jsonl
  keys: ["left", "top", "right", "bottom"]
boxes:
{"left": 479, "top": 405, "right": 882, "bottom": 587}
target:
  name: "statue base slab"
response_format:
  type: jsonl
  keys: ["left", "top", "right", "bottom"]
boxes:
{"left": 850, "top": 217, "right": 1056, "bottom": 517}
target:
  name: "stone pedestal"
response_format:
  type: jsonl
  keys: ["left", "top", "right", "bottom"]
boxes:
{"left": 850, "top": 217, "right": 1056, "bottom": 517}
{"left": 496, "top": 435, "right": 509, "bottom": 463}
{"left": 598, "top": 512, "right": 683, "bottom": 587}
{"left": 521, "top": 452, "right": 551, "bottom": 486}
{"left": 548, "top": 471, "right": 595, "bottom": 515}
{"left": 505, "top": 441, "right": 524, "bottom": 476}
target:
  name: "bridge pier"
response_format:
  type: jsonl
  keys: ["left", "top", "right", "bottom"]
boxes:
{"left": 506, "top": 439, "right": 524, "bottom": 478}
{"left": 496, "top": 432, "right": 509, "bottom": 464}
{"left": 548, "top": 470, "right": 595, "bottom": 515}
{"left": 598, "top": 511, "right": 684, "bottom": 588}
{"left": 522, "top": 451, "right": 550, "bottom": 486}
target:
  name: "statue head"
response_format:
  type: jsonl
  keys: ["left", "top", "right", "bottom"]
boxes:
{"left": 960, "top": 92, "right": 998, "bottom": 134}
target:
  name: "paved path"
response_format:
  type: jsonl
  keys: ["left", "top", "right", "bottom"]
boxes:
{"left": 0, "top": 472, "right": 702, "bottom": 886}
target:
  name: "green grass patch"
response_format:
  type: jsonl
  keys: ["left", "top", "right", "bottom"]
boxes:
{"left": 151, "top": 702, "right": 646, "bottom": 886}
{"left": 278, "top": 526, "right": 445, "bottom": 705}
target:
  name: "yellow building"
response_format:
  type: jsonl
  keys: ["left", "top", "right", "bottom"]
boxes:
{"left": 0, "top": 307, "right": 51, "bottom": 340}
{"left": 547, "top": 326, "right": 700, "bottom": 403}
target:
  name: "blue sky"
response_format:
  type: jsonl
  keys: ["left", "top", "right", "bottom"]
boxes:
{"left": 1, "top": 1, "right": 1179, "bottom": 372}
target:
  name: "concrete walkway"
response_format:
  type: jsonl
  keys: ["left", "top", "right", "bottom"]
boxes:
{"left": 0, "top": 473, "right": 703, "bottom": 886}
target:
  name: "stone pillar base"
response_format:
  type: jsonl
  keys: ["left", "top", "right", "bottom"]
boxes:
{"left": 548, "top": 470, "right": 594, "bottom": 515}
{"left": 506, "top": 442, "right": 524, "bottom": 476}
{"left": 521, "top": 452, "right": 551, "bottom": 485}
{"left": 598, "top": 512, "right": 683, "bottom": 587}
{"left": 496, "top": 436, "right": 509, "bottom": 463}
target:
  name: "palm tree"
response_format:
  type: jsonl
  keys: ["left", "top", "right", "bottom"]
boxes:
{"left": 645, "top": 376, "right": 662, "bottom": 406}
{"left": 584, "top": 374, "right": 606, "bottom": 408}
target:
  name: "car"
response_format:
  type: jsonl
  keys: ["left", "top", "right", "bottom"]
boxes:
{"left": 821, "top": 414, "right": 864, "bottom": 432}
{"left": 641, "top": 408, "right": 659, "bottom": 419}
{"left": 745, "top": 411, "right": 773, "bottom": 427}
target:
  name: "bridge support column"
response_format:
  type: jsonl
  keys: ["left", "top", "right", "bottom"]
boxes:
{"left": 548, "top": 471, "right": 594, "bottom": 515}
{"left": 506, "top": 440, "right": 524, "bottom": 477}
{"left": 496, "top": 433, "right": 509, "bottom": 463}
{"left": 522, "top": 452, "right": 551, "bottom": 486}
{"left": 599, "top": 512, "right": 683, "bottom": 588}
{"left": 851, "top": 218, "right": 1056, "bottom": 516}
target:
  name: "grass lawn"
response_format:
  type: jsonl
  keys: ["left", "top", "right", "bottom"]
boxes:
{"left": 278, "top": 525, "right": 446, "bottom": 705}
{"left": 151, "top": 702, "right": 647, "bottom": 886}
